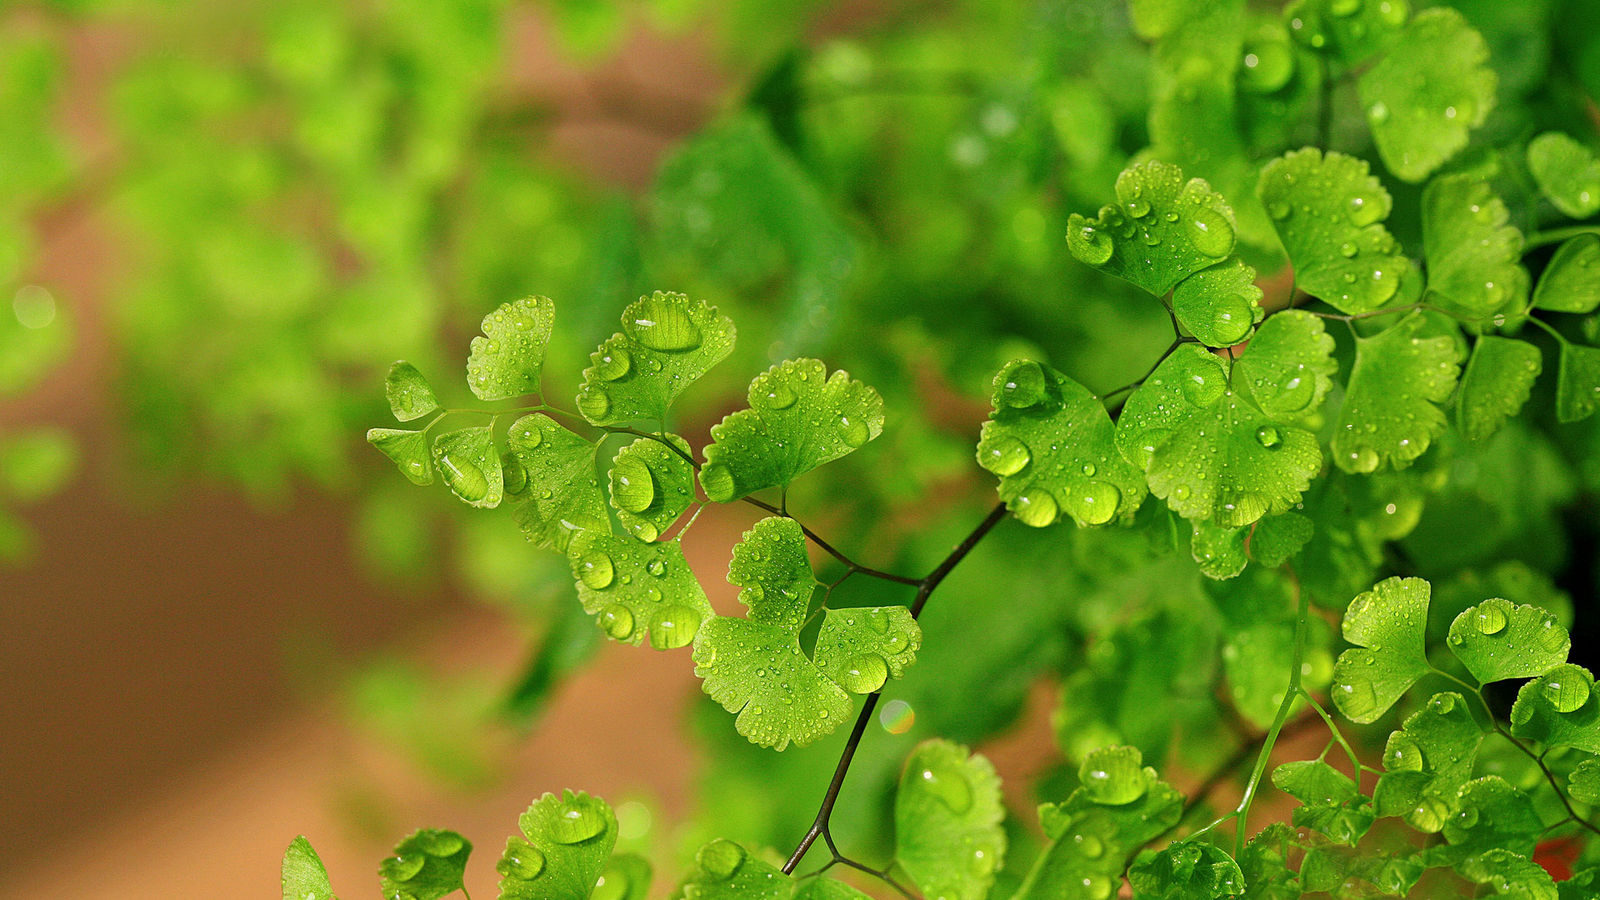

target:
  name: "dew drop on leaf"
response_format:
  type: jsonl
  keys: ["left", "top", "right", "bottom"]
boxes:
{"left": 1408, "top": 796, "right": 1448, "bottom": 833}
{"left": 762, "top": 380, "right": 797, "bottom": 409}
{"left": 977, "top": 433, "right": 1031, "bottom": 476}
{"left": 1187, "top": 207, "right": 1235, "bottom": 259}
{"left": 439, "top": 453, "right": 489, "bottom": 502}
{"left": 649, "top": 603, "right": 703, "bottom": 649}
{"left": 1072, "top": 480, "right": 1121, "bottom": 525}
{"left": 1074, "top": 833, "right": 1105, "bottom": 858}
{"left": 1013, "top": 485, "right": 1059, "bottom": 526}
{"left": 1386, "top": 733, "right": 1424, "bottom": 771}
{"left": 611, "top": 457, "right": 656, "bottom": 513}
{"left": 502, "top": 455, "right": 527, "bottom": 495}
{"left": 497, "top": 840, "right": 545, "bottom": 881}
{"left": 1474, "top": 599, "right": 1509, "bottom": 635}
{"left": 1255, "top": 425, "right": 1283, "bottom": 449}
{"left": 699, "top": 462, "right": 736, "bottom": 502}
{"left": 1127, "top": 197, "right": 1152, "bottom": 218}
{"left": 1071, "top": 224, "right": 1114, "bottom": 265}
{"left": 919, "top": 763, "right": 974, "bottom": 814}
{"left": 599, "top": 605, "right": 634, "bottom": 641}
{"left": 697, "top": 839, "right": 745, "bottom": 880}
{"left": 418, "top": 831, "right": 463, "bottom": 856}
{"left": 578, "top": 551, "right": 615, "bottom": 590}
{"left": 625, "top": 296, "right": 703, "bottom": 351}
{"left": 838, "top": 653, "right": 889, "bottom": 693}
{"left": 1543, "top": 665, "right": 1591, "bottom": 713}
{"left": 1181, "top": 370, "right": 1224, "bottom": 407}
{"left": 645, "top": 558, "right": 666, "bottom": 577}
{"left": 841, "top": 415, "right": 870, "bottom": 448}
{"left": 383, "top": 854, "right": 425, "bottom": 882}
{"left": 577, "top": 386, "right": 612, "bottom": 420}
{"left": 593, "top": 347, "right": 631, "bottom": 381}
{"left": 550, "top": 803, "right": 607, "bottom": 844}
{"left": 998, "top": 360, "right": 1048, "bottom": 408}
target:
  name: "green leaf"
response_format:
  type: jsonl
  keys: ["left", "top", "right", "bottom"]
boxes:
{"left": 1331, "top": 576, "right": 1432, "bottom": 723}
{"left": 1272, "top": 759, "right": 1375, "bottom": 845}
{"left": 1446, "top": 597, "right": 1570, "bottom": 684}
{"left": 608, "top": 436, "right": 694, "bottom": 543}
{"left": 1533, "top": 235, "right": 1600, "bottom": 314}
{"left": 1509, "top": 664, "right": 1600, "bottom": 754}
{"left": 1171, "top": 257, "right": 1266, "bottom": 348}
{"left": 1116, "top": 343, "right": 1321, "bottom": 526}
{"left": 1458, "top": 337, "right": 1542, "bottom": 441}
{"left": 700, "top": 359, "right": 884, "bottom": 503}
{"left": 894, "top": 740, "right": 1006, "bottom": 900}
{"left": 385, "top": 361, "right": 439, "bottom": 422}
{"left": 1248, "top": 511, "right": 1315, "bottom": 568}
{"left": 1567, "top": 758, "right": 1600, "bottom": 805}
{"left": 497, "top": 791, "right": 617, "bottom": 900}
{"left": 680, "top": 840, "right": 870, "bottom": 900}
{"left": 1066, "top": 159, "right": 1240, "bottom": 296}
{"left": 1332, "top": 312, "right": 1461, "bottom": 473}
{"left": 975, "top": 360, "right": 1147, "bottom": 528}
{"left": 1528, "top": 132, "right": 1600, "bottom": 218}
{"left": 1556, "top": 342, "right": 1600, "bottom": 423}
{"left": 1300, "top": 845, "right": 1425, "bottom": 896}
{"left": 576, "top": 292, "right": 736, "bottom": 427}
{"left": 1235, "top": 310, "right": 1338, "bottom": 422}
{"left": 432, "top": 426, "right": 504, "bottom": 508}
{"left": 1373, "top": 692, "right": 1483, "bottom": 832}
{"left": 281, "top": 836, "right": 337, "bottom": 900}
{"left": 1439, "top": 777, "right": 1540, "bottom": 859}
{"left": 505, "top": 414, "right": 607, "bottom": 552}
{"left": 1358, "top": 8, "right": 1496, "bottom": 182}
{"left": 594, "top": 854, "right": 651, "bottom": 900}
{"left": 1128, "top": 840, "right": 1245, "bottom": 899}
{"left": 0, "top": 283, "right": 70, "bottom": 397}
{"left": 1224, "top": 616, "right": 1333, "bottom": 728}
{"left": 1079, "top": 745, "right": 1155, "bottom": 805}
{"left": 1256, "top": 148, "right": 1410, "bottom": 314}
{"left": 1284, "top": 0, "right": 1409, "bottom": 65}
{"left": 378, "top": 829, "right": 471, "bottom": 900}
{"left": 1238, "top": 823, "right": 1299, "bottom": 900}
{"left": 465, "top": 296, "right": 554, "bottom": 401}
{"left": 567, "top": 529, "right": 711, "bottom": 650}
{"left": 1422, "top": 174, "right": 1528, "bottom": 320}
{"left": 368, "top": 428, "right": 434, "bottom": 486}
{"left": 1191, "top": 520, "right": 1248, "bottom": 580}
{"left": 692, "top": 517, "right": 917, "bottom": 748}
{"left": 1013, "top": 751, "right": 1183, "bottom": 900}
{"left": 1459, "top": 849, "right": 1558, "bottom": 900}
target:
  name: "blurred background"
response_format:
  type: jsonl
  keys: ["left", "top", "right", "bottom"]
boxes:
{"left": 4, "top": 0, "right": 1600, "bottom": 897}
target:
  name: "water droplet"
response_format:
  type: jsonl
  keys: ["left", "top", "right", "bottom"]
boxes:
{"left": 760, "top": 380, "right": 797, "bottom": 409}
{"left": 611, "top": 457, "right": 656, "bottom": 513}
{"left": 1339, "top": 241, "right": 1359, "bottom": 258}
{"left": 1212, "top": 297, "right": 1254, "bottom": 345}
{"left": 578, "top": 551, "right": 615, "bottom": 590}
{"left": 1430, "top": 693, "right": 1457, "bottom": 714}
{"left": 1126, "top": 197, "right": 1152, "bottom": 218}
{"left": 1084, "top": 875, "right": 1113, "bottom": 900}
{"left": 593, "top": 347, "right": 631, "bottom": 382}
{"left": 998, "top": 360, "right": 1048, "bottom": 408}
{"left": 697, "top": 840, "right": 745, "bottom": 880}
{"left": 841, "top": 415, "right": 871, "bottom": 448}
{"left": 970, "top": 847, "right": 996, "bottom": 876}
{"left": 1079, "top": 747, "right": 1149, "bottom": 805}
{"left": 497, "top": 840, "right": 545, "bottom": 881}
{"left": 1456, "top": 806, "right": 1480, "bottom": 829}
{"left": 577, "top": 387, "right": 612, "bottom": 420}
{"left": 1181, "top": 370, "right": 1225, "bottom": 407}
{"left": 625, "top": 294, "right": 702, "bottom": 351}
{"left": 1543, "top": 665, "right": 1591, "bottom": 713}
{"left": 631, "top": 521, "right": 659, "bottom": 542}
{"left": 1256, "top": 425, "right": 1283, "bottom": 449}
{"left": 977, "top": 433, "right": 1031, "bottom": 476}
{"left": 1013, "top": 485, "right": 1059, "bottom": 526}
{"left": 646, "top": 559, "right": 666, "bottom": 577}
{"left": 1073, "top": 481, "right": 1122, "bottom": 526}
{"left": 591, "top": 866, "right": 630, "bottom": 900}
{"left": 649, "top": 604, "right": 703, "bottom": 649}
{"left": 1071, "top": 224, "right": 1115, "bottom": 265}
{"left": 1074, "top": 833, "right": 1105, "bottom": 858}
{"left": 1473, "top": 599, "right": 1509, "bottom": 635}
{"left": 438, "top": 453, "right": 489, "bottom": 502}
{"left": 503, "top": 456, "right": 528, "bottom": 494}
{"left": 1408, "top": 796, "right": 1448, "bottom": 833}
{"left": 1330, "top": 0, "right": 1362, "bottom": 15}
{"left": 418, "top": 831, "right": 463, "bottom": 856}
{"left": 599, "top": 605, "right": 634, "bottom": 641}
{"left": 1385, "top": 733, "right": 1424, "bottom": 772}
{"left": 383, "top": 854, "right": 425, "bottom": 882}
{"left": 551, "top": 801, "right": 608, "bottom": 844}
{"left": 1188, "top": 207, "right": 1235, "bottom": 259}
{"left": 1344, "top": 445, "right": 1379, "bottom": 473}
{"left": 1368, "top": 101, "right": 1390, "bottom": 124}
{"left": 837, "top": 653, "right": 889, "bottom": 693}
{"left": 919, "top": 763, "right": 974, "bottom": 814}
{"left": 1347, "top": 194, "right": 1383, "bottom": 226}
{"left": 699, "top": 462, "right": 736, "bottom": 502}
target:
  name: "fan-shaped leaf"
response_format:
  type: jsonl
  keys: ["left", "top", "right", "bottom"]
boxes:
{"left": 1358, "top": 8, "right": 1496, "bottom": 182}
{"left": 1458, "top": 337, "right": 1542, "bottom": 442}
{"left": 1257, "top": 148, "right": 1410, "bottom": 314}
{"left": 1128, "top": 840, "right": 1245, "bottom": 899}
{"left": 1331, "top": 576, "right": 1431, "bottom": 723}
{"left": 1556, "top": 342, "right": 1600, "bottom": 423}
{"left": 367, "top": 428, "right": 433, "bottom": 486}
{"left": 1533, "top": 235, "right": 1600, "bottom": 314}
{"left": 497, "top": 791, "right": 617, "bottom": 900}
{"left": 466, "top": 296, "right": 554, "bottom": 401}
{"left": 1528, "top": 132, "right": 1600, "bottom": 219}
{"left": 1459, "top": 849, "right": 1557, "bottom": 900}
{"left": 894, "top": 740, "right": 1006, "bottom": 900}
{"left": 576, "top": 292, "right": 735, "bottom": 427}
{"left": 1236, "top": 310, "right": 1338, "bottom": 422}
{"left": 505, "top": 414, "right": 607, "bottom": 552}
{"left": 814, "top": 606, "right": 920, "bottom": 694}
{"left": 1509, "top": 664, "right": 1600, "bottom": 754}
{"left": 680, "top": 840, "right": 870, "bottom": 900}
{"left": 281, "top": 836, "right": 337, "bottom": 900}
{"left": 1284, "top": 0, "right": 1409, "bottom": 65}
{"left": 1446, "top": 598, "right": 1569, "bottom": 684}
{"left": 608, "top": 435, "right": 694, "bottom": 543}
{"left": 1568, "top": 759, "right": 1600, "bottom": 805}
{"left": 567, "top": 530, "right": 710, "bottom": 650}
{"left": 378, "top": 829, "right": 471, "bottom": 900}
{"left": 1439, "top": 777, "right": 1540, "bottom": 859}
{"left": 975, "top": 359, "right": 1147, "bottom": 528}
{"left": 1332, "top": 312, "right": 1461, "bottom": 473}
{"left": 1422, "top": 174, "right": 1527, "bottom": 320}
{"left": 432, "top": 426, "right": 503, "bottom": 508}
{"left": 1373, "top": 692, "right": 1483, "bottom": 832}
{"left": 1171, "top": 257, "right": 1266, "bottom": 348}
{"left": 700, "top": 359, "right": 884, "bottom": 503}
{"left": 1273, "top": 760, "right": 1374, "bottom": 845}
{"left": 385, "top": 361, "right": 439, "bottom": 422}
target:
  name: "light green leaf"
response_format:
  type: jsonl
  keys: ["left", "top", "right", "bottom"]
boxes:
{"left": 680, "top": 840, "right": 870, "bottom": 900}
{"left": 1533, "top": 235, "right": 1600, "bottom": 314}
{"left": 894, "top": 740, "right": 1006, "bottom": 900}
{"left": 1447, "top": 597, "right": 1570, "bottom": 684}
{"left": 1332, "top": 312, "right": 1461, "bottom": 473}
{"left": 1272, "top": 759, "right": 1374, "bottom": 845}
{"left": 814, "top": 606, "right": 920, "bottom": 694}
{"left": 497, "top": 791, "right": 617, "bottom": 900}
{"left": 576, "top": 292, "right": 736, "bottom": 426}
{"left": 700, "top": 359, "right": 884, "bottom": 503}
{"left": 466, "top": 296, "right": 554, "bottom": 401}
{"left": 1567, "top": 758, "right": 1600, "bottom": 805}
{"left": 1528, "top": 132, "right": 1600, "bottom": 218}
{"left": 1358, "top": 8, "right": 1496, "bottom": 182}
{"left": 1460, "top": 849, "right": 1557, "bottom": 900}
{"left": 505, "top": 414, "right": 607, "bottom": 552}
{"left": 1236, "top": 310, "right": 1339, "bottom": 422}
{"left": 1556, "top": 342, "right": 1600, "bottom": 423}
{"left": 1191, "top": 520, "right": 1248, "bottom": 580}
{"left": 384, "top": 361, "right": 439, "bottom": 422}
{"left": 0, "top": 427, "right": 75, "bottom": 502}
{"left": 1171, "top": 257, "right": 1265, "bottom": 348}
{"left": 368, "top": 428, "right": 434, "bottom": 486}
{"left": 692, "top": 518, "right": 917, "bottom": 748}
{"left": 1458, "top": 337, "right": 1542, "bottom": 441}
{"left": 1422, "top": 174, "right": 1528, "bottom": 320}
{"left": 432, "top": 426, "right": 504, "bottom": 508}
{"left": 1128, "top": 840, "right": 1245, "bottom": 899}
{"left": 378, "top": 829, "right": 471, "bottom": 900}
{"left": 281, "top": 836, "right": 337, "bottom": 900}
{"left": 1224, "top": 616, "right": 1332, "bottom": 728}
{"left": 975, "top": 360, "right": 1147, "bottom": 528}
{"left": 1066, "top": 159, "right": 1240, "bottom": 296}
{"left": 608, "top": 436, "right": 694, "bottom": 543}
{"left": 1256, "top": 148, "right": 1410, "bottom": 314}
{"left": 594, "top": 855, "right": 651, "bottom": 900}
{"left": 1079, "top": 745, "right": 1154, "bottom": 805}
{"left": 1013, "top": 751, "right": 1183, "bottom": 900}
{"left": 1509, "top": 664, "right": 1600, "bottom": 754}
{"left": 1116, "top": 344, "right": 1321, "bottom": 526}
{"left": 1373, "top": 692, "right": 1483, "bottom": 832}
{"left": 567, "top": 529, "right": 710, "bottom": 650}
{"left": 1331, "top": 576, "right": 1431, "bottom": 723}
{"left": 1301, "top": 845, "right": 1425, "bottom": 895}
{"left": 1284, "top": 0, "right": 1410, "bottom": 65}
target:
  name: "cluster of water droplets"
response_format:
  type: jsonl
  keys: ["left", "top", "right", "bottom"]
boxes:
{"left": 578, "top": 294, "right": 706, "bottom": 422}
{"left": 1265, "top": 169, "right": 1402, "bottom": 311}
{"left": 494, "top": 799, "right": 611, "bottom": 893}
{"left": 574, "top": 543, "right": 702, "bottom": 649}
{"left": 380, "top": 830, "right": 466, "bottom": 900}
{"left": 1287, "top": 0, "right": 1408, "bottom": 52}
{"left": 467, "top": 298, "right": 549, "bottom": 401}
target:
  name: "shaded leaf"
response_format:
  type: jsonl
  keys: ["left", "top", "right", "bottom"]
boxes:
{"left": 1567, "top": 759, "right": 1600, "bottom": 805}
{"left": 1272, "top": 760, "right": 1374, "bottom": 845}
{"left": 1528, "top": 132, "right": 1600, "bottom": 219}
{"left": 1510, "top": 664, "right": 1600, "bottom": 754}
{"left": 1459, "top": 337, "right": 1542, "bottom": 441}
{"left": 1460, "top": 849, "right": 1557, "bottom": 900}
{"left": 1129, "top": 839, "right": 1245, "bottom": 899}
{"left": 1533, "top": 235, "right": 1600, "bottom": 314}
{"left": 1331, "top": 576, "right": 1431, "bottom": 723}
{"left": 1284, "top": 0, "right": 1409, "bottom": 65}
{"left": 1556, "top": 343, "right": 1600, "bottom": 424}
{"left": 1422, "top": 174, "right": 1528, "bottom": 320}
{"left": 378, "top": 829, "right": 471, "bottom": 900}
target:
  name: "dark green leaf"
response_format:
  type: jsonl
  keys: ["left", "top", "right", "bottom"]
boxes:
{"left": 1533, "top": 235, "right": 1600, "bottom": 314}
{"left": 1556, "top": 342, "right": 1600, "bottom": 423}
{"left": 1458, "top": 337, "right": 1542, "bottom": 441}
{"left": 1332, "top": 312, "right": 1461, "bottom": 473}
{"left": 1272, "top": 759, "right": 1374, "bottom": 845}
{"left": 1422, "top": 174, "right": 1527, "bottom": 320}
{"left": 1528, "top": 132, "right": 1600, "bottom": 218}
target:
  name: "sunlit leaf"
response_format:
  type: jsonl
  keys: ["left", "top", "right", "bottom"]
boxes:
{"left": 505, "top": 414, "right": 607, "bottom": 552}
{"left": 497, "top": 791, "right": 617, "bottom": 900}
{"left": 466, "top": 296, "right": 554, "bottom": 401}
{"left": 894, "top": 740, "right": 1006, "bottom": 900}
{"left": 1235, "top": 310, "right": 1338, "bottom": 423}
{"left": 1447, "top": 598, "right": 1570, "bottom": 684}
{"left": 378, "top": 829, "right": 471, "bottom": 900}
{"left": 367, "top": 428, "right": 434, "bottom": 486}
{"left": 567, "top": 529, "right": 711, "bottom": 650}
{"left": 607, "top": 435, "right": 695, "bottom": 543}
{"left": 1459, "top": 848, "right": 1557, "bottom": 900}
{"left": 1331, "top": 576, "right": 1431, "bottom": 723}
{"left": 432, "top": 426, "right": 503, "bottom": 508}
{"left": 385, "top": 361, "right": 440, "bottom": 422}
{"left": 281, "top": 836, "right": 337, "bottom": 900}
{"left": 1527, "top": 132, "right": 1600, "bottom": 218}
{"left": 1171, "top": 257, "right": 1265, "bottom": 348}
{"left": 576, "top": 292, "right": 736, "bottom": 427}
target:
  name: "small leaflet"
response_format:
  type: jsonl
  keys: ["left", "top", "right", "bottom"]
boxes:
{"left": 465, "top": 296, "right": 555, "bottom": 401}
{"left": 1331, "top": 576, "right": 1431, "bottom": 723}
{"left": 576, "top": 291, "right": 736, "bottom": 427}
{"left": 1527, "top": 132, "right": 1600, "bottom": 219}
